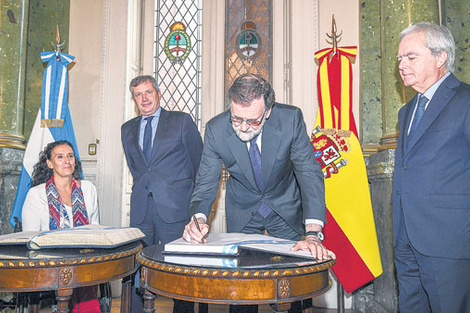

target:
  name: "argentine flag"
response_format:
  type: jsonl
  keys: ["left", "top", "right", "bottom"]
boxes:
{"left": 9, "top": 51, "right": 81, "bottom": 228}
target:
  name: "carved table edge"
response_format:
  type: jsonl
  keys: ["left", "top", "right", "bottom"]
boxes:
{"left": 137, "top": 253, "right": 335, "bottom": 278}
{"left": 0, "top": 243, "right": 143, "bottom": 268}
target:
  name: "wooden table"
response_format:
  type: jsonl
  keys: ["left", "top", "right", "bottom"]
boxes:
{"left": 0, "top": 241, "right": 142, "bottom": 313}
{"left": 137, "top": 245, "right": 335, "bottom": 312}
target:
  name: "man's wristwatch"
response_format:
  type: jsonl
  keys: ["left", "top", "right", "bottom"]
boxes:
{"left": 305, "top": 231, "right": 324, "bottom": 242}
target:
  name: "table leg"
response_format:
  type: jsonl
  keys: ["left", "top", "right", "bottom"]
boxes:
{"left": 27, "top": 292, "right": 39, "bottom": 313}
{"left": 270, "top": 303, "right": 291, "bottom": 312}
{"left": 302, "top": 298, "right": 314, "bottom": 313}
{"left": 198, "top": 303, "right": 208, "bottom": 313}
{"left": 143, "top": 290, "right": 155, "bottom": 313}
{"left": 121, "top": 276, "right": 132, "bottom": 313}
{"left": 55, "top": 289, "right": 73, "bottom": 313}
{"left": 29, "top": 303, "right": 39, "bottom": 313}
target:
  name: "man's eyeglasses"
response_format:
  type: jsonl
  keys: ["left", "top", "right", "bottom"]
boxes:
{"left": 230, "top": 110, "right": 267, "bottom": 128}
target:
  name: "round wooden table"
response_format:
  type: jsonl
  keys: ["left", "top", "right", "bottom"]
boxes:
{"left": 0, "top": 241, "right": 142, "bottom": 313}
{"left": 137, "top": 244, "right": 335, "bottom": 312}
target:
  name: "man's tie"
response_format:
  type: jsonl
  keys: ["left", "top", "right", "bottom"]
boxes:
{"left": 143, "top": 116, "right": 154, "bottom": 163}
{"left": 249, "top": 135, "right": 272, "bottom": 218}
{"left": 409, "top": 93, "right": 428, "bottom": 137}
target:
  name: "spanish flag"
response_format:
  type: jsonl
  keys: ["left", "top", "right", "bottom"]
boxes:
{"left": 312, "top": 46, "right": 382, "bottom": 293}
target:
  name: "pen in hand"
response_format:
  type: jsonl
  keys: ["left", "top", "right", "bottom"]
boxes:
{"left": 192, "top": 215, "right": 207, "bottom": 244}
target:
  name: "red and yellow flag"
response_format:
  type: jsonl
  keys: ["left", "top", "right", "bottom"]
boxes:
{"left": 312, "top": 46, "right": 382, "bottom": 293}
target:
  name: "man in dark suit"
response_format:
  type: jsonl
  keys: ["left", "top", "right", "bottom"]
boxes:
{"left": 184, "top": 73, "right": 335, "bottom": 313}
{"left": 121, "top": 75, "right": 203, "bottom": 313}
{"left": 393, "top": 22, "right": 470, "bottom": 313}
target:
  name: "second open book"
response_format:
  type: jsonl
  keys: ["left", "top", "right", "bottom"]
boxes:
{"left": 0, "top": 224, "right": 145, "bottom": 249}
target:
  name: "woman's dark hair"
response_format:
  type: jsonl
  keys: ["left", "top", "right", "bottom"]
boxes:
{"left": 30, "top": 140, "right": 82, "bottom": 187}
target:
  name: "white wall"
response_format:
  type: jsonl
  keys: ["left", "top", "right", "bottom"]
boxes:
{"left": 68, "top": 0, "right": 104, "bottom": 214}
{"left": 68, "top": 0, "right": 102, "bottom": 164}
{"left": 69, "top": 0, "right": 129, "bottom": 227}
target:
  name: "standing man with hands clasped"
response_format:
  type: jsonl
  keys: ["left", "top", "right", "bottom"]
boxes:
{"left": 393, "top": 22, "right": 470, "bottom": 313}
{"left": 184, "top": 73, "right": 335, "bottom": 313}
{"left": 122, "top": 75, "right": 203, "bottom": 313}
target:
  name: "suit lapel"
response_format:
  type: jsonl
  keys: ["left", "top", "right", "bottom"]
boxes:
{"left": 401, "top": 95, "right": 417, "bottom": 156}
{"left": 405, "top": 75, "right": 458, "bottom": 153}
{"left": 127, "top": 116, "right": 146, "bottom": 162}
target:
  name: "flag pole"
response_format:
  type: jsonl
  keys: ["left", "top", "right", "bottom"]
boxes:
{"left": 325, "top": 19, "right": 347, "bottom": 312}
{"left": 326, "top": 15, "right": 342, "bottom": 60}
{"left": 9, "top": 25, "right": 79, "bottom": 228}
{"left": 52, "top": 24, "right": 65, "bottom": 53}
{"left": 337, "top": 281, "right": 345, "bottom": 313}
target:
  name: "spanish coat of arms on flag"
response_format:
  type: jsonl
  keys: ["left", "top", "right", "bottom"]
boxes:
{"left": 312, "top": 44, "right": 383, "bottom": 293}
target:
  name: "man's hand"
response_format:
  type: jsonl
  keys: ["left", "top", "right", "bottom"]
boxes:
{"left": 183, "top": 217, "right": 209, "bottom": 244}
{"left": 291, "top": 235, "right": 336, "bottom": 260}
{"left": 291, "top": 223, "right": 336, "bottom": 260}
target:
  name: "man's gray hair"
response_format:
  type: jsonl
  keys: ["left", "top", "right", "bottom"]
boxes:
{"left": 129, "top": 75, "right": 160, "bottom": 97}
{"left": 227, "top": 73, "right": 275, "bottom": 110}
{"left": 399, "top": 22, "right": 455, "bottom": 72}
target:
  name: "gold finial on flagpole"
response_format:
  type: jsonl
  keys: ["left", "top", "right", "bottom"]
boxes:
{"left": 56, "top": 24, "right": 60, "bottom": 46}
{"left": 326, "top": 15, "right": 342, "bottom": 59}
{"left": 52, "top": 24, "right": 65, "bottom": 54}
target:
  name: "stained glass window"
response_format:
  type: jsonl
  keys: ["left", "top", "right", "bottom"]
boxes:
{"left": 225, "top": 0, "right": 273, "bottom": 108}
{"left": 154, "top": 0, "right": 202, "bottom": 126}
{"left": 223, "top": 0, "right": 273, "bottom": 184}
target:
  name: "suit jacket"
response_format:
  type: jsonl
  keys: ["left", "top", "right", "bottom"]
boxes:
{"left": 121, "top": 108, "right": 203, "bottom": 225}
{"left": 392, "top": 74, "right": 470, "bottom": 259}
{"left": 190, "top": 102, "right": 326, "bottom": 234}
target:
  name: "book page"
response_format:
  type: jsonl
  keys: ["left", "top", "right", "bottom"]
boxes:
{"left": 164, "top": 233, "right": 315, "bottom": 259}
{"left": 28, "top": 225, "right": 145, "bottom": 249}
{"left": 0, "top": 231, "right": 39, "bottom": 245}
{"left": 0, "top": 225, "right": 145, "bottom": 249}
{"left": 241, "top": 240, "right": 314, "bottom": 259}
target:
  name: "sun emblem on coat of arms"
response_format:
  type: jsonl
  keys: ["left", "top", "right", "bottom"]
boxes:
{"left": 165, "top": 22, "right": 191, "bottom": 64}
{"left": 235, "top": 21, "right": 262, "bottom": 60}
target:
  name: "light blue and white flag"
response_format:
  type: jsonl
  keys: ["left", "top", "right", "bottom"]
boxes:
{"left": 9, "top": 51, "right": 81, "bottom": 228}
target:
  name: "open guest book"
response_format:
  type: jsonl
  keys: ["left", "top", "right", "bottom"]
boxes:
{"left": 163, "top": 233, "right": 316, "bottom": 267}
{"left": 0, "top": 225, "right": 145, "bottom": 249}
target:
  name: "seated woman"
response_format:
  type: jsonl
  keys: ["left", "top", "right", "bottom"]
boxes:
{"left": 22, "top": 140, "right": 101, "bottom": 312}
{"left": 22, "top": 140, "right": 99, "bottom": 231}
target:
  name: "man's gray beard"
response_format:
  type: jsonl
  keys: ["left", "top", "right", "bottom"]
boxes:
{"left": 232, "top": 116, "right": 266, "bottom": 142}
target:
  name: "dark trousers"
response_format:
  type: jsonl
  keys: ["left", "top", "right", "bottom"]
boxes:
{"left": 229, "top": 211, "right": 309, "bottom": 313}
{"left": 241, "top": 209, "right": 301, "bottom": 241}
{"left": 131, "top": 194, "right": 194, "bottom": 313}
{"left": 394, "top": 210, "right": 470, "bottom": 313}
